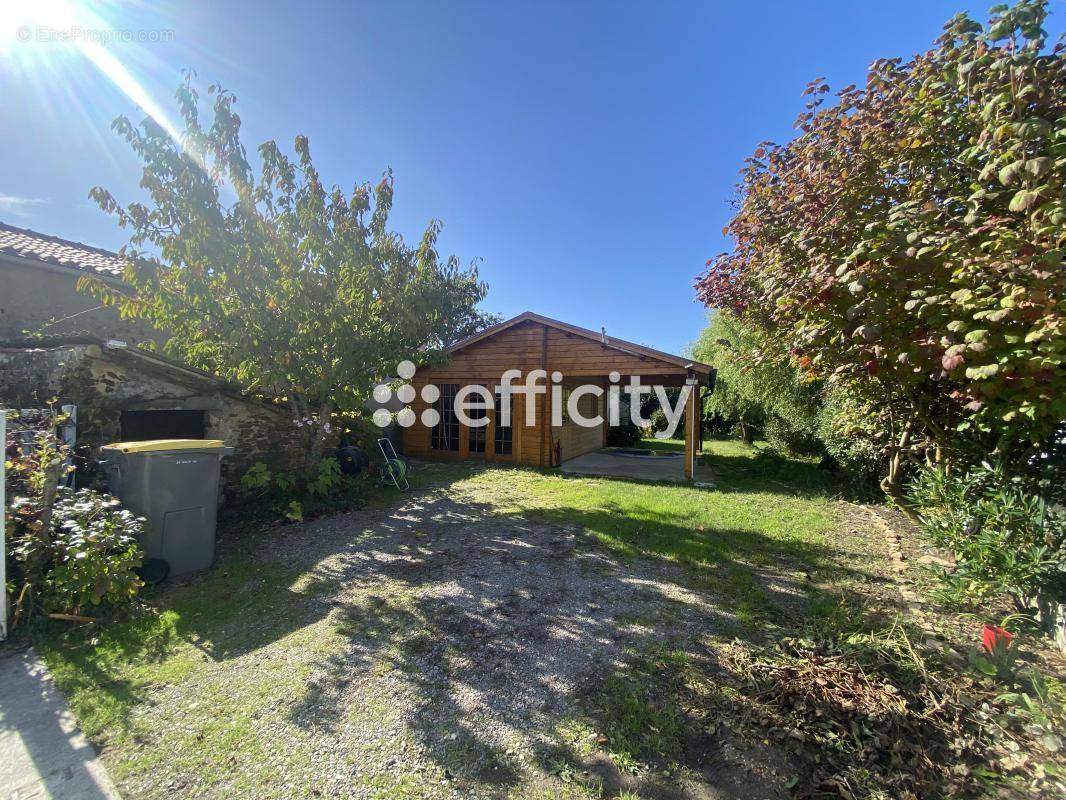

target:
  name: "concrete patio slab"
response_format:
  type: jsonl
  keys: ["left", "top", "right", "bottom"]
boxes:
{"left": 559, "top": 449, "right": 686, "bottom": 482}
{"left": 0, "top": 647, "right": 120, "bottom": 800}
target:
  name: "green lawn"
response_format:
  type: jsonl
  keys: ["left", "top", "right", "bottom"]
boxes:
{"left": 34, "top": 439, "right": 1020, "bottom": 799}
{"left": 467, "top": 440, "right": 840, "bottom": 626}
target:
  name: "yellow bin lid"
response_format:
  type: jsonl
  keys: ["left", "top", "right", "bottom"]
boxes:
{"left": 102, "top": 439, "right": 227, "bottom": 453}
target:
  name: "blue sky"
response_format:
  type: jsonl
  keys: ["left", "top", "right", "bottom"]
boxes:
{"left": 2, "top": 1, "right": 1060, "bottom": 355}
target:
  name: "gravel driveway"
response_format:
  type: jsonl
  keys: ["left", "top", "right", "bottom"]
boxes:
{"left": 119, "top": 471, "right": 792, "bottom": 799}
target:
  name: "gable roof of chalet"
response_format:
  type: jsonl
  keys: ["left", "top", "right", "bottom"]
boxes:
{"left": 0, "top": 221, "right": 127, "bottom": 279}
{"left": 447, "top": 311, "right": 712, "bottom": 375}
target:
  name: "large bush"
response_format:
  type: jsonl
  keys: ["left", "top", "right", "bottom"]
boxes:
{"left": 764, "top": 415, "right": 824, "bottom": 459}
{"left": 6, "top": 416, "right": 144, "bottom": 622}
{"left": 38, "top": 490, "right": 144, "bottom": 614}
{"left": 908, "top": 461, "right": 1065, "bottom": 606}
{"left": 815, "top": 384, "right": 886, "bottom": 480}
{"left": 696, "top": 1, "right": 1065, "bottom": 500}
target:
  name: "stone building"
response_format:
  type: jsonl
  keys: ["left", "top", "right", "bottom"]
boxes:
{"left": 0, "top": 222, "right": 308, "bottom": 486}
{"left": 0, "top": 221, "right": 162, "bottom": 346}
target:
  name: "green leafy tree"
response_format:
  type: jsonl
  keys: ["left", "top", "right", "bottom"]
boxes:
{"left": 692, "top": 311, "right": 820, "bottom": 448}
{"left": 815, "top": 384, "right": 886, "bottom": 479}
{"left": 84, "top": 77, "right": 495, "bottom": 460}
{"left": 696, "top": 1, "right": 1065, "bottom": 501}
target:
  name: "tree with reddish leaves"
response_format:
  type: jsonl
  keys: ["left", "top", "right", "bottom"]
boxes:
{"left": 696, "top": 1, "right": 1065, "bottom": 502}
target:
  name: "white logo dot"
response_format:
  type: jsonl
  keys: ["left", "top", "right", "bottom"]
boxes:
{"left": 372, "top": 409, "right": 392, "bottom": 428}
{"left": 396, "top": 407, "right": 416, "bottom": 427}
{"left": 372, "top": 384, "right": 392, "bottom": 404}
{"left": 397, "top": 384, "right": 415, "bottom": 404}
{"left": 609, "top": 371, "right": 621, "bottom": 382}
{"left": 421, "top": 384, "right": 440, "bottom": 404}
{"left": 397, "top": 360, "right": 416, "bottom": 380}
{"left": 552, "top": 370, "right": 563, "bottom": 383}
{"left": 421, "top": 408, "right": 440, "bottom": 427}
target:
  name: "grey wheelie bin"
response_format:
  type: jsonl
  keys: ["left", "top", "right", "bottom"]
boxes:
{"left": 99, "top": 439, "right": 233, "bottom": 577}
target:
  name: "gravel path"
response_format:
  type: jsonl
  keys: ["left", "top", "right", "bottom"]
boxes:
{"left": 118, "top": 474, "right": 792, "bottom": 799}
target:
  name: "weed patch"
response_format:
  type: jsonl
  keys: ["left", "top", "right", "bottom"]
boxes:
{"left": 722, "top": 622, "right": 1066, "bottom": 799}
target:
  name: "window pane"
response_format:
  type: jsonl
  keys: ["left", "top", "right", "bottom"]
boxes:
{"left": 431, "top": 384, "right": 459, "bottom": 452}
{"left": 494, "top": 393, "right": 513, "bottom": 455}
{"left": 469, "top": 388, "right": 487, "bottom": 454}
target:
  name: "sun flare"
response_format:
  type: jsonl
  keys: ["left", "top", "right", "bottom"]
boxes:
{"left": 0, "top": 0, "right": 82, "bottom": 54}
{"left": 0, "top": 0, "right": 181, "bottom": 141}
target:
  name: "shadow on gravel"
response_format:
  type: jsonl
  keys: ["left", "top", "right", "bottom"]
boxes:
{"left": 270, "top": 474, "right": 897, "bottom": 798}
{"left": 30, "top": 458, "right": 912, "bottom": 799}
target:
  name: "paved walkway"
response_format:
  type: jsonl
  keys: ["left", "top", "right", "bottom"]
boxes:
{"left": 0, "top": 647, "right": 120, "bottom": 800}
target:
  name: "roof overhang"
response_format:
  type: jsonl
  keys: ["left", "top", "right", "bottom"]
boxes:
{"left": 0, "top": 251, "right": 129, "bottom": 287}
{"left": 447, "top": 311, "right": 713, "bottom": 375}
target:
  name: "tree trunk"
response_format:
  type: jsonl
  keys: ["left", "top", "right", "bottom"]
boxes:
{"left": 14, "top": 454, "right": 64, "bottom": 626}
{"left": 38, "top": 455, "right": 63, "bottom": 534}
{"left": 308, "top": 400, "right": 334, "bottom": 464}
{"left": 738, "top": 418, "right": 755, "bottom": 445}
{"left": 880, "top": 419, "right": 920, "bottom": 521}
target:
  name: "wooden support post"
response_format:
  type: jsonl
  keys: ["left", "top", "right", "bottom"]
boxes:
{"left": 684, "top": 379, "right": 697, "bottom": 480}
{"left": 602, "top": 379, "right": 609, "bottom": 448}
{"left": 697, "top": 389, "right": 704, "bottom": 453}
{"left": 540, "top": 324, "right": 550, "bottom": 467}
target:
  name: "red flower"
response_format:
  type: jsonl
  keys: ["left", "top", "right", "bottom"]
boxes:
{"left": 982, "top": 624, "right": 1013, "bottom": 655}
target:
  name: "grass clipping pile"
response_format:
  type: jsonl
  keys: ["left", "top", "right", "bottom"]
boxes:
{"left": 722, "top": 627, "right": 1063, "bottom": 799}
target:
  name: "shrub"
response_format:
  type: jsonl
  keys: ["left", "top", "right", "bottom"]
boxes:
{"left": 306, "top": 457, "right": 342, "bottom": 497}
{"left": 1031, "top": 420, "right": 1066, "bottom": 507}
{"left": 39, "top": 489, "right": 144, "bottom": 614}
{"left": 815, "top": 385, "right": 884, "bottom": 481}
{"left": 8, "top": 485, "right": 144, "bottom": 620}
{"left": 606, "top": 421, "right": 642, "bottom": 447}
{"left": 764, "top": 414, "right": 823, "bottom": 458}
{"left": 908, "top": 462, "right": 1065, "bottom": 608}
{"left": 235, "top": 456, "right": 369, "bottom": 523}
{"left": 648, "top": 409, "right": 668, "bottom": 436}
{"left": 6, "top": 413, "right": 143, "bottom": 623}
{"left": 2, "top": 412, "right": 134, "bottom": 625}
{"left": 642, "top": 390, "right": 686, "bottom": 439}
{"left": 702, "top": 412, "right": 733, "bottom": 440}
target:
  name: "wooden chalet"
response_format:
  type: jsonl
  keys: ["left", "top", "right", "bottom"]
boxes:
{"left": 404, "top": 312, "right": 714, "bottom": 479}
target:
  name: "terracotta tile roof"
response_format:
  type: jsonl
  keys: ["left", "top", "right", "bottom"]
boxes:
{"left": 0, "top": 221, "right": 127, "bottom": 278}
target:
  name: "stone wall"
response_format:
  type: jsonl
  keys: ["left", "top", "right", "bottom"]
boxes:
{"left": 0, "top": 341, "right": 316, "bottom": 490}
